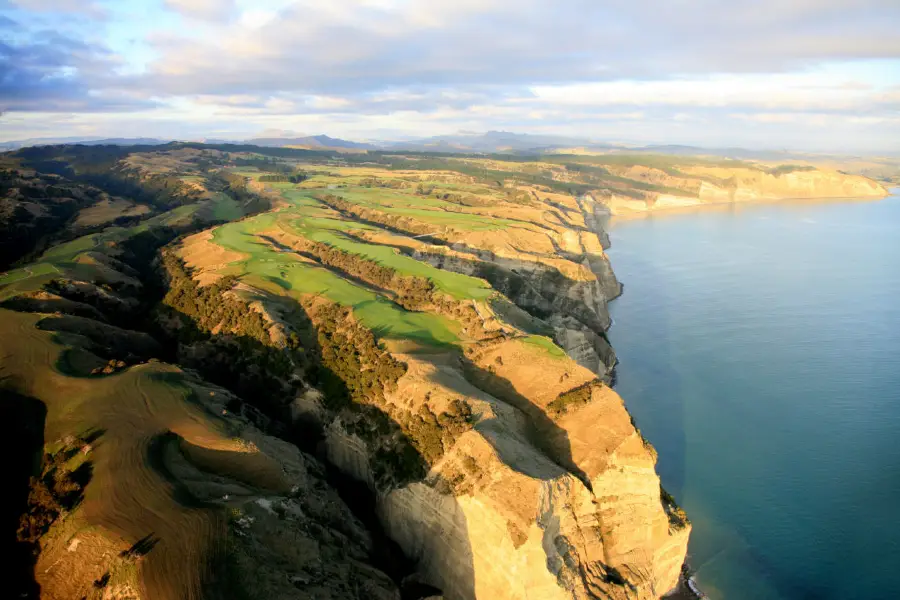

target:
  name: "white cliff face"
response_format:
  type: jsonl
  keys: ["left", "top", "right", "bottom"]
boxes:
{"left": 601, "top": 166, "right": 888, "bottom": 215}
{"left": 326, "top": 383, "right": 690, "bottom": 600}
{"left": 303, "top": 331, "right": 689, "bottom": 600}
{"left": 693, "top": 167, "right": 888, "bottom": 201}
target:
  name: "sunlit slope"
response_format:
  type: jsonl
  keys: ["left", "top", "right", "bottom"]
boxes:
{"left": 1, "top": 307, "right": 401, "bottom": 600}
{"left": 1, "top": 153, "right": 402, "bottom": 600}
{"left": 204, "top": 210, "right": 462, "bottom": 349}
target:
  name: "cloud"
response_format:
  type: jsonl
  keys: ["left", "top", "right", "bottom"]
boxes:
{"left": 9, "top": 0, "right": 106, "bottom": 17}
{"left": 0, "top": 25, "right": 154, "bottom": 112}
{"left": 131, "top": 0, "right": 900, "bottom": 100}
{"left": 1, "top": 0, "right": 899, "bottom": 151}
{"left": 163, "top": 0, "right": 236, "bottom": 21}
{"left": 527, "top": 73, "right": 900, "bottom": 114}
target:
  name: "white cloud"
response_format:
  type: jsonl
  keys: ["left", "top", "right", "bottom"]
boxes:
{"left": 163, "top": 0, "right": 236, "bottom": 21}
{"left": 528, "top": 70, "right": 894, "bottom": 113}
{"left": 132, "top": 0, "right": 900, "bottom": 99}
{"left": 10, "top": 0, "right": 106, "bottom": 16}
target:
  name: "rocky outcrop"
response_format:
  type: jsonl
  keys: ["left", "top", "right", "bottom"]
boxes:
{"left": 412, "top": 249, "right": 618, "bottom": 376}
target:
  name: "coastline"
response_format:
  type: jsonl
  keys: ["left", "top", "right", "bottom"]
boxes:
{"left": 605, "top": 192, "right": 891, "bottom": 222}
{"left": 666, "top": 565, "right": 706, "bottom": 599}
{"left": 601, "top": 213, "right": 705, "bottom": 600}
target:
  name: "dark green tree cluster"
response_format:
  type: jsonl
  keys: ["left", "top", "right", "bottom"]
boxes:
{"left": 233, "top": 156, "right": 291, "bottom": 172}
{"left": 258, "top": 173, "right": 308, "bottom": 183}
{"left": 547, "top": 379, "right": 600, "bottom": 416}
{"left": 402, "top": 400, "right": 474, "bottom": 466}
{"left": 661, "top": 485, "right": 690, "bottom": 530}
{"left": 358, "top": 177, "right": 405, "bottom": 189}
{"left": 158, "top": 254, "right": 304, "bottom": 415}
{"left": 301, "top": 240, "right": 435, "bottom": 310}
{"left": 161, "top": 256, "right": 269, "bottom": 345}
{"left": 310, "top": 302, "right": 407, "bottom": 411}
{"left": 767, "top": 164, "right": 817, "bottom": 176}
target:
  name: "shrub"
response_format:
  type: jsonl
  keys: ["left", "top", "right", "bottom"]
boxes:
{"left": 17, "top": 436, "right": 93, "bottom": 548}
{"left": 547, "top": 380, "right": 598, "bottom": 416}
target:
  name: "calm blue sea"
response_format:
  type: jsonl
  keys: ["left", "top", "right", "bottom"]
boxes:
{"left": 606, "top": 190, "right": 900, "bottom": 600}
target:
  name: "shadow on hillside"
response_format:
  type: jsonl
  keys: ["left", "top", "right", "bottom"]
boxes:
{"left": 4, "top": 237, "right": 477, "bottom": 597}
{"left": 121, "top": 533, "right": 160, "bottom": 559}
{"left": 3, "top": 385, "right": 46, "bottom": 600}
{"left": 385, "top": 236, "right": 612, "bottom": 334}
{"left": 459, "top": 355, "right": 592, "bottom": 489}
{"left": 156, "top": 292, "right": 477, "bottom": 600}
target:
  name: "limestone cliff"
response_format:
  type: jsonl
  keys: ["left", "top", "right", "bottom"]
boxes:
{"left": 598, "top": 163, "right": 889, "bottom": 215}
{"left": 303, "top": 344, "right": 690, "bottom": 600}
{"left": 273, "top": 189, "right": 689, "bottom": 599}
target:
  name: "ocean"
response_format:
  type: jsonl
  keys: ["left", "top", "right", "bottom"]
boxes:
{"left": 606, "top": 190, "right": 900, "bottom": 599}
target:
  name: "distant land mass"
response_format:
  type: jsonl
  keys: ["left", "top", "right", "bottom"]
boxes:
{"left": 384, "top": 130, "right": 623, "bottom": 153}
{"left": 0, "top": 137, "right": 170, "bottom": 151}
{"left": 2, "top": 131, "right": 897, "bottom": 184}
{"left": 245, "top": 134, "right": 376, "bottom": 150}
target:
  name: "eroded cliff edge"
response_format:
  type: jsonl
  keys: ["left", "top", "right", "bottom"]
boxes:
{"left": 157, "top": 156, "right": 690, "bottom": 599}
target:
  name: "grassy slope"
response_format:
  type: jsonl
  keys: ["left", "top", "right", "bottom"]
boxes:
{"left": 276, "top": 189, "right": 493, "bottom": 300}
{"left": 0, "top": 193, "right": 242, "bottom": 290}
{"left": 326, "top": 187, "right": 519, "bottom": 231}
{"left": 0, "top": 309, "right": 230, "bottom": 599}
{"left": 209, "top": 211, "right": 461, "bottom": 349}
{"left": 3, "top": 156, "right": 422, "bottom": 599}
{"left": 202, "top": 170, "right": 578, "bottom": 358}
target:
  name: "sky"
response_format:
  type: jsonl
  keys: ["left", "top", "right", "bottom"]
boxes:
{"left": 1, "top": 0, "right": 898, "bottom": 152}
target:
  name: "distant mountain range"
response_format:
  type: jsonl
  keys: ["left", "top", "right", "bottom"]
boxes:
{"left": 0, "top": 137, "right": 170, "bottom": 151}
{"left": 0, "top": 134, "right": 376, "bottom": 152}
{"left": 382, "top": 132, "right": 821, "bottom": 160}
{"left": 245, "top": 134, "right": 375, "bottom": 150}
{"left": 383, "top": 130, "right": 622, "bottom": 153}
{"left": 2, "top": 131, "right": 893, "bottom": 162}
